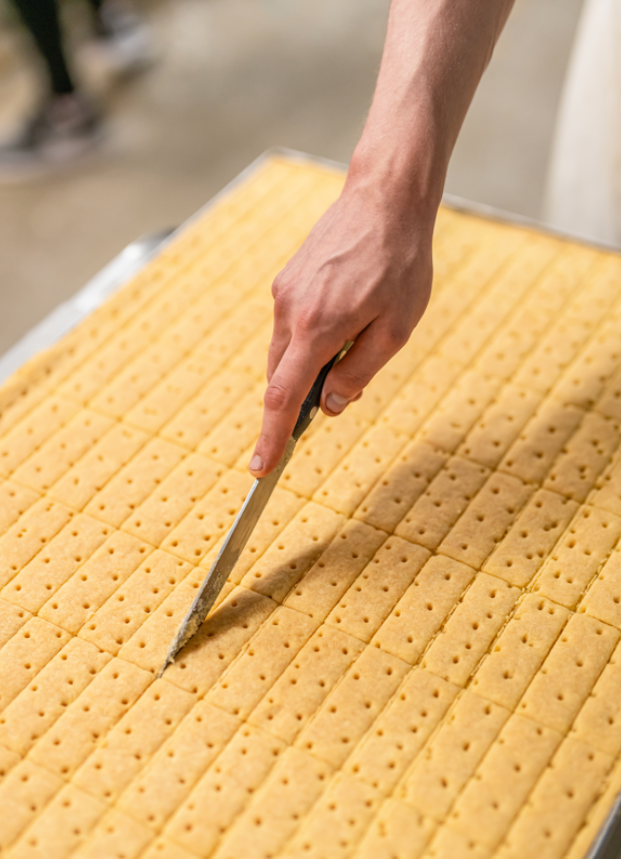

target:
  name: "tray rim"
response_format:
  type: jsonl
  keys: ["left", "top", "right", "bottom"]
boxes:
{"left": 0, "top": 147, "right": 619, "bottom": 858}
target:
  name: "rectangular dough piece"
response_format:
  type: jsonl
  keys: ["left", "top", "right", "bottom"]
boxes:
{"left": 79, "top": 550, "right": 194, "bottom": 655}
{"left": 533, "top": 505, "right": 621, "bottom": 609}
{"left": 72, "top": 679, "right": 196, "bottom": 803}
{"left": 89, "top": 342, "right": 185, "bottom": 419}
{"left": 395, "top": 456, "right": 491, "bottom": 551}
{"left": 122, "top": 452, "right": 224, "bottom": 546}
{"left": 517, "top": 612, "right": 619, "bottom": 733}
{"left": 48, "top": 422, "right": 149, "bottom": 510}
{"left": 0, "top": 499, "right": 74, "bottom": 589}
{"left": 1, "top": 514, "right": 113, "bottom": 613}
{"left": 314, "top": 424, "right": 408, "bottom": 516}
{"left": 83, "top": 437, "right": 187, "bottom": 528}
{"left": 0, "top": 766, "right": 72, "bottom": 853}
{"left": 570, "top": 640, "right": 621, "bottom": 756}
{"left": 282, "top": 412, "right": 369, "bottom": 499}
{"left": 240, "top": 503, "right": 345, "bottom": 603}
{"left": 495, "top": 737, "right": 613, "bottom": 859}
{"left": 295, "top": 647, "right": 409, "bottom": 769}
{"left": 11, "top": 409, "right": 114, "bottom": 493}
{"left": 0, "top": 637, "right": 111, "bottom": 755}
{"left": 346, "top": 669, "right": 459, "bottom": 795}
{"left": 421, "top": 573, "right": 520, "bottom": 688}
{"left": 0, "top": 616, "right": 70, "bottom": 712}
{"left": 281, "top": 773, "right": 382, "bottom": 859}
{"left": 418, "top": 371, "right": 503, "bottom": 454}
{"left": 356, "top": 797, "right": 436, "bottom": 859}
{"left": 438, "top": 472, "right": 533, "bottom": 570}
{"left": 122, "top": 583, "right": 274, "bottom": 690}
{"left": 0, "top": 395, "right": 79, "bottom": 478}
{"left": 207, "top": 606, "right": 318, "bottom": 720}
{"left": 399, "top": 690, "right": 510, "bottom": 821}
{"left": 372, "top": 555, "right": 475, "bottom": 665}
{"left": 209, "top": 747, "right": 334, "bottom": 859}
{"left": 499, "top": 399, "right": 585, "bottom": 485}
{"left": 118, "top": 700, "right": 241, "bottom": 830}
{"left": 160, "top": 369, "right": 255, "bottom": 451}
{"left": 325, "top": 538, "right": 430, "bottom": 643}
{"left": 458, "top": 384, "right": 542, "bottom": 470}
{"left": 449, "top": 714, "right": 563, "bottom": 850}
{"left": 28, "top": 657, "right": 153, "bottom": 778}
{"left": 471, "top": 594, "right": 570, "bottom": 710}
{"left": 378, "top": 354, "right": 463, "bottom": 438}
{"left": 354, "top": 440, "right": 447, "bottom": 534}
{"left": 38, "top": 530, "right": 152, "bottom": 634}
{"left": 67, "top": 808, "right": 153, "bottom": 859}
{"left": 163, "top": 724, "right": 286, "bottom": 856}
{"left": 283, "top": 519, "right": 387, "bottom": 622}
{"left": 544, "top": 412, "right": 620, "bottom": 502}
{"left": 581, "top": 545, "right": 621, "bottom": 629}
{"left": 483, "top": 489, "right": 579, "bottom": 587}
{"left": 7, "top": 783, "right": 108, "bottom": 859}
{"left": 249, "top": 625, "right": 365, "bottom": 744}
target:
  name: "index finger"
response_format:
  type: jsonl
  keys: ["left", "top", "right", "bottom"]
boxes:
{"left": 248, "top": 340, "right": 334, "bottom": 477}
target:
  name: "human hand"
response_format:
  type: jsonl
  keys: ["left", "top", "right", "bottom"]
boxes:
{"left": 248, "top": 179, "right": 435, "bottom": 477}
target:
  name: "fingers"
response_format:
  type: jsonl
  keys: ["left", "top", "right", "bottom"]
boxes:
{"left": 321, "top": 321, "right": 406, "bottom": 416}
{"left": 249, "top": 342, "right": 333, "bottom": 477}
{"left": 267, "top": 327, "right": 290, "bottom": 382}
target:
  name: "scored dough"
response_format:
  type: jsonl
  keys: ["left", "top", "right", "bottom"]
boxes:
{"left": 0, "top": 155, "right": 621, "bottom": 857}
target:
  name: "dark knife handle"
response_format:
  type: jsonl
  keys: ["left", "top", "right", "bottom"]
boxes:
{"left": 292, "top": 342, "right": 352, "bottom": 442}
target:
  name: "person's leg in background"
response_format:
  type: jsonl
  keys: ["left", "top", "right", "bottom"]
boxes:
{"left": 85, "top": 0, "right": 153, "bottom": 77}
{"left": 0, "top": 0, "right": 100, "bottom": 175}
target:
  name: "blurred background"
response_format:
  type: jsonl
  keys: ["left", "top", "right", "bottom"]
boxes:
{"left": 0, "top": 0, "right": 583, "bottom": 355}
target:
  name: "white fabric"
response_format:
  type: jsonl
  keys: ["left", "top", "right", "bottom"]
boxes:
{"left": 544, "top": 0, "right": 621, "bottom": 247}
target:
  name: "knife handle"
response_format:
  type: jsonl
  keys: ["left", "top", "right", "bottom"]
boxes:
{"left": 292, "top": 342, "right": 353, "bottom": 442}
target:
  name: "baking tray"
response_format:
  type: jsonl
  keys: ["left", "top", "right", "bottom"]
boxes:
{"left": 1, "top": 148, "right": 619, "bottom": 858}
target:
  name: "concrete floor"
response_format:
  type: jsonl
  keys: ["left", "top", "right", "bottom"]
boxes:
{"left": 0, "top": 0, "right": 583, "bottom": 356}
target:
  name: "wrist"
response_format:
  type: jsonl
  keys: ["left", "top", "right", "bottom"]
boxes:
{"left": 346, "top": 97, "right": 449, "bottom": 232}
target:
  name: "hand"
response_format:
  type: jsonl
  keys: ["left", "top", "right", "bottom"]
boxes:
{"left": 248, "top": 179, "right": 434, "bottom": 477}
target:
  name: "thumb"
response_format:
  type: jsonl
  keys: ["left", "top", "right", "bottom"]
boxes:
{"left": 321, "top": 322, "right": 406, "bottom": 416}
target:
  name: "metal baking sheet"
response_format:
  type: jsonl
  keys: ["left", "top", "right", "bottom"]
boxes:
{"left": 0, "top": 148, "right": 619, "bottom": 858}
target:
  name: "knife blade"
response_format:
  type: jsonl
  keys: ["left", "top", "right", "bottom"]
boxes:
{"left": 158, "top": 344, "right": 350, "bottom": 676}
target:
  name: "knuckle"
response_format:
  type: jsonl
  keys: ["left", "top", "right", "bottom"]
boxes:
{"left": 385, "top": 322, "right": 410, "bottom": 351}
{"left": 264, "top": 382, "right": 293, "bottom": 413}
{"left": 271, "top": 273, "right": 285, "bottom": 299}
{"left": 294, "top": 305, "right": 322, "bottom": 335}
{"left": 337, "top": 367, "right": 372, "bottom": 394}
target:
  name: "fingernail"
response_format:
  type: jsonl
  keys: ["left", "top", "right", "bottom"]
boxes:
{"left": 249, "top": 454, "right": 263, "bottom": 473}
{"left": 326, "top": 392, "right": 349, "bottom": 414}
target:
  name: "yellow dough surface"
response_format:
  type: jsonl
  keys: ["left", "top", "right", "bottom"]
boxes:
{"left": 1, "top": 154, "right": 621, "bottom": 858}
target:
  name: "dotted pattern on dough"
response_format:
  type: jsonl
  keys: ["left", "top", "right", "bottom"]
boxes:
{"left": 0, "top": 155, "right": 621, "bottom": 859}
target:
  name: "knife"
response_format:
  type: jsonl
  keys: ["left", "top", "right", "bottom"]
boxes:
{"left": 158, "top": 343, "right": 351, "bottom": 676}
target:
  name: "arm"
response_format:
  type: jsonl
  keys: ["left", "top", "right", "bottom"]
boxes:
{"left": 249, "top": 0, "right": 515, "bottom": 477}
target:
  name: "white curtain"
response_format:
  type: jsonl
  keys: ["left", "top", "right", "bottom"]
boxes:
{"left": 544, "top": 0, "right": 621, "bottom": 247}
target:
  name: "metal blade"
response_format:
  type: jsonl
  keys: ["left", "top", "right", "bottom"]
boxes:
{"left": 158, "top": 436, "right": 297, "bottom": 676}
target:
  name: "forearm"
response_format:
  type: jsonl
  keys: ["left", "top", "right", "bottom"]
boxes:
{"left": 250, "top": 0, "right": 515, "bottom": 476}
{"left": 349, "top": 0, "right": 515, "bottom": 223}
